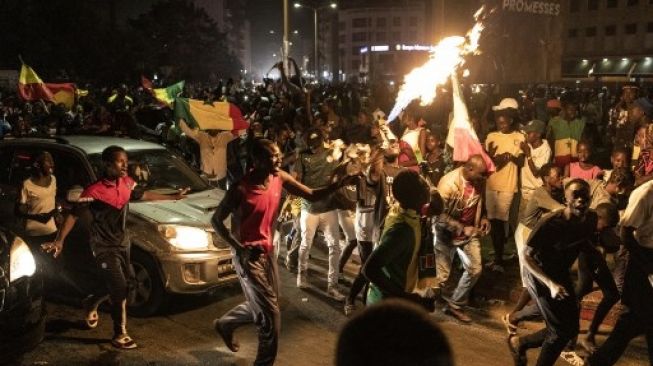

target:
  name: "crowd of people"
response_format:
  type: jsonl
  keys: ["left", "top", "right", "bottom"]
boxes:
{"left": 6, "top": 61, "right": 653, "bottom": 366}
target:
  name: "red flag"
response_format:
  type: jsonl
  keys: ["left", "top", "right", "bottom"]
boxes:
{"left": 446, "top": 74, "right": 495, "bottom": 172}
{"left": 18, "top": 64, "right": 54, "bottom": 102}
{"left": 45, "top": 83, "right": 76, "bottom": 109}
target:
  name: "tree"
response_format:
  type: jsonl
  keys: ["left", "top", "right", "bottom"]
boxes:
{"left": 129, "top": 0, "right": 242, "bottom": 81}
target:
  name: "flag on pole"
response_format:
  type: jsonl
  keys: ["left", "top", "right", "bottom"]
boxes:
{"left": 446, "top": 74, "right": 495, "bottom": 172}
{"left": 18, "top": 64, "right": 54, "bottom": 102}
{"left": 141, "top": 76, "right": 184, "bottom": 108}
{"left": 45, "top": 83, "right": 76, "bottom": 109}
{"left": 174, "top": 98, "right": 249, "bottom": 131}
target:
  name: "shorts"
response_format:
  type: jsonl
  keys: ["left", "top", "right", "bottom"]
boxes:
{"left": 485, "top": 189, "right": 515, "bottom": 221}
{"left": 355, "top": 207, "right": 375, "bottom": 242}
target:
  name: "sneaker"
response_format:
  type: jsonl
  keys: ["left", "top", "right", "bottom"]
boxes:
{"left": 343, "top": 299, "right": 356, "bottom": 316}
{"left": 297, "top": 274, "right": 309, "bottom": 289}
{"left": 327, "top": 286, "right": 346, "bottom": 301}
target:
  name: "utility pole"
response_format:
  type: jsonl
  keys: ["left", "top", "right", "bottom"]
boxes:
{"left": 283, "top": 0, "right": 290, "bottom": 74}
{"left": 314, "top": 8, "right": 319, "bottom": 79}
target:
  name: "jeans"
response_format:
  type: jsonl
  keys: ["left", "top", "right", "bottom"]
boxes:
{"left": 588, "top": 246, "right": 653, "bottom": 366}
{"left": 298, "top": 209, "right": 341, "bottom": 287}
{"left": 434, "top": 236, "right": 482, "bottom": 309}
{"left": 219, "top": 248, "right": 280, "bottom": 366}
{"left": 521, "top": 274, "right": 579, "bottom": 366}
{"left": 575, "top": 250, "right": 620, "bottom": 336}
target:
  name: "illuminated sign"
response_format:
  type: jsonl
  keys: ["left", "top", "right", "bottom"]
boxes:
{"left": 398, "top": 44, "right": 436, "bottom": 52}
{"left": 502, "top": 0, "right": 561, "bottom": 16}
{"left": 364, "top": 44, "right": 436, "bottom": 53}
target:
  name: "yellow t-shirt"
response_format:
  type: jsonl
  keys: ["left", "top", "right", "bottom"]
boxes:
{"left": 485, "top": 131, "right": 525, "bottom": 193}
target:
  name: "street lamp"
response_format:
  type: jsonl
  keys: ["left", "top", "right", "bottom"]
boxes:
{"left": 293, "top": 1, "right": 337, "bottom": 81}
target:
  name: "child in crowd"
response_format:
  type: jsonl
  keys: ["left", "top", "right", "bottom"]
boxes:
{"left": 634, "top": 123, "right": 653, "bottom": 186}
{"left": 421, "top": 132, "right": 446, "bottom": 187}
{"left": 565, "top": 141, "right": 602, "bottom": 180}
{"left": 632, "top": 123, "right": 648, "bottom": 168}
{"left": 602, "top": 148, "right": 629, "bottom": 183}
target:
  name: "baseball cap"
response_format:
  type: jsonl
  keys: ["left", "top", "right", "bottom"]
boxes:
{"left": 546, "top": 99, "right": 561, "bottom": 109}
{"left": 522, "top": 120, "right": 546, "bottom": 135}
{"left": 492, "top": 98, "right": 519, "bottom": 111}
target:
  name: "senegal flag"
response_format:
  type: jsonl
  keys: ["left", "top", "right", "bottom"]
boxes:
{"left": 153, "top": 81, "right": 184, "bottom": 107}
{"left": 141, "top": 76, "right": 184, "bottom": 107}
{"left": 175, "top": 98, "right": 249, "bottom": 131}
{"left": 45, "top": 83, "right": 75, "bottom": 109}
{"left": 18, "top": 64, "right": 54, "bottom": 102}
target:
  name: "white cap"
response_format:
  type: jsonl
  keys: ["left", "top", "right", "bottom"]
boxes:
{"left": 492, "top": 98, "right": 519, "bottom": 111}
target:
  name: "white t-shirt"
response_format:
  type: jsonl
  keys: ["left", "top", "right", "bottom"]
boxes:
{"left": 520, "top": 140, "right": 552, "bottom": 200}
{"left": 621, "top": 180, "right": 653, "bottom": 249}
{"left": 20, "top": 176, "right": 58, "bottom": 236}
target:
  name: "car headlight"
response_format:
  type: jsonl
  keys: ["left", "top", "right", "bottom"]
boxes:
{"left": 159, "top": 225, "right": 212, "bottom": 250}
{"left": 10, "top": 237, "right": 36, "bottom": 282}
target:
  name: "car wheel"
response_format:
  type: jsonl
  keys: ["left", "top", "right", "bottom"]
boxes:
{"left": 128, "top": 250, "right": 166, "bottom": 317}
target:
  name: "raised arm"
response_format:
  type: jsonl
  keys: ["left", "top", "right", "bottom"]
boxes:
{"left": 278, "top": 170, "right": 355, "bottom": 202}
{"left": 179, "top": 119, "right": 201, "bottom": 142}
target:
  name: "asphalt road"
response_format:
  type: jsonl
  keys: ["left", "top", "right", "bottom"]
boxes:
{"left": 13, "top": 251, "right": 649, "bottom": 366}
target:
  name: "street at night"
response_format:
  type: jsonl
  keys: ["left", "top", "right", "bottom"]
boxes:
{"left": 15, "top": 252, "right": 649, "bottom": 365}
{"left": 1, "top": 0, "right": 653, "bottom": 365}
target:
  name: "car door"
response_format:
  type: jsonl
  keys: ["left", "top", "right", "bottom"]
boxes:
{"left": 2, "top": 147, "right": 36, "bottom": 233}
{"left": 0, "top": 146, "right": 16, "bottom": 228}
{"left": 46, "top": 148, "right": 99, "bottom": 288}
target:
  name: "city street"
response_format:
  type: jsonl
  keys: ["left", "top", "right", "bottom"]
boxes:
{"left": 15, "top": 250, "right": 648, "bottom": 366}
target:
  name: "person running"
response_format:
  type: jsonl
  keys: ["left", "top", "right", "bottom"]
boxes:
{"left": 504, "top": 164, "right": 565, "bottom": 334}
{"left": 211, "top": 139, "right": 356, "bottom": 366}
{"left": 507, "top": 179, "right": 599, "bottom": 366}
{"left": 294, "top": 128, "right": 347, "bottom": 300}
{"left": 363, "top": 169, "right": 437, "bottom": 310}
{"left": 42, "top": 145, "right": 188, "bottom": 350}
{"left": 586, "top": 178, "right": 653, "bottom": 366}
{"left": 434, "top": 155, "right": 490, "bottom": 323}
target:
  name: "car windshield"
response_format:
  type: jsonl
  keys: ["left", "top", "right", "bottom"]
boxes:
{"left": 88, "top": 149, "right": 211, "bottom": 194}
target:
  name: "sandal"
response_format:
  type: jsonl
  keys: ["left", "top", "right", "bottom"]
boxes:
{"left": 82, "top": 296, "right": 99, "bottom": 329}
{"left": 502, "top": 313, "right": 518, "bottom": 335}
{"left": 112, "top": 334, "right": 138, "bottom": 350}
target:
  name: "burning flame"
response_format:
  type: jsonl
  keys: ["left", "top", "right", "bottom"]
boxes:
{"left": 387, "top": 6, "right": 491, "bottom": 122}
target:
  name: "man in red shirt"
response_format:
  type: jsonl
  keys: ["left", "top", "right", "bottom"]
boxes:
{"left": 43, "top": 146, "right": 187, "bottom": 349}
{"left": 211, "top": 139, "right": 356, "bottom": 365}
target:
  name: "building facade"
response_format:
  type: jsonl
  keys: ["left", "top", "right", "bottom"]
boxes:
{"left": 563, "top": 0, "right": 653, "bottom": 79}
{"left": 335, "top": 1, "right": 428, "bottom": 81}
